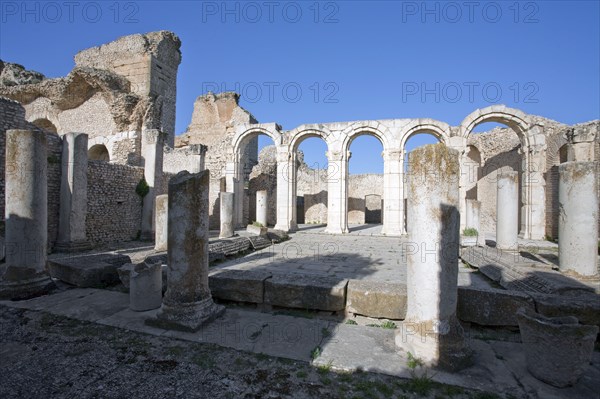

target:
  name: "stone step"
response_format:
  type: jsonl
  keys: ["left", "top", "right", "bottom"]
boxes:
{"left": 206, "top": 270, "right": 600, "bottom": 328}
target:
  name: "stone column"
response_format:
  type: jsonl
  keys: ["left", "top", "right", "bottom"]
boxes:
{"left": 274, "top": 148, "right": 295, "bottom": 232}
{"left": 256, "top": 190, "right": 268, "bottom": 226}
{"left": 140, "top": 129, "right": 164, "bottom": 240}
{"left": 496, "top": 171, "right": 519, "bottom": 251}
{"left": 56, "top": 132, "right": 91, "bottom": 252}
{"left": 381, "top": 149, "right": 404, "bottom": 236}
{"left": 219, "top": 192, "right": 234, "bottom": 238}
{"left": 148, "top": 170, "right": 224, "bottom": 331}
{"left": 466, "top": 199, "right": 485, "bottom": 247}
{"left": 154, "top": 194, "right": 168, "bottom": 251}
{"left": 0, "top": 130, "right": 54, "bottom": 299}
{"left": 396, "top": 144, "right": 470, "bottom": 371}
{"left": 559, "top": 162, "right": 599, "bottom": 277}
{"left": 325, "top": 150, "right": 349, "bottom": 234}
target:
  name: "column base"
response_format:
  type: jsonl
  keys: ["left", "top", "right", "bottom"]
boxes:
{"left": 395, "top": 317, "right": 472, "bottom": 372}
{"left": 0, "top": 274, "right": 55, "bottom": 300}
{"left": 54, "top": 240, "right": 92, "bottom": 253}
{"left": 146, "top": 297, "right": 225, "bottom": 332}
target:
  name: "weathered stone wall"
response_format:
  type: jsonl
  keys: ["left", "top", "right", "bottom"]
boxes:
{"left": 74, "top": 31, "right": 182, "bottom": 145}
{"left": 86, "top": 162, "right": 144, "bottom": 245}
{"left": 176, "top": 92, "right": 258, "bottom": 229}
{"left": 163, "top": 145, "right": 206, "bottom": 174}
{"left": 0, "top": 97, "right": 62, "bottom": 250}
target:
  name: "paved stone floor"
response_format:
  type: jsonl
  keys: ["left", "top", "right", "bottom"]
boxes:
{"left": 213, "top": 225, "right": 499, "bottom": 290}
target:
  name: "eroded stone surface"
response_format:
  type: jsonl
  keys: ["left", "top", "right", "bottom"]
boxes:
{"left": 517, "top": 309, "right": 599, "bottom": 387}
{"left": 346, "top": 280, "right": 406, "bottom": 319}
{"left": 265, "top": 274, "right": 348, "bottom": 311}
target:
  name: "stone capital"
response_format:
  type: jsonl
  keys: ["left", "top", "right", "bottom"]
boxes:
{"left": 382, "top": 149, "right": 403, "bottom": 162}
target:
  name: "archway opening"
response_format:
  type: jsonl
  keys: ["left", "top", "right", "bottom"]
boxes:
{"left": 32, "top": 118, "right": 57, "bottom": 133}
{"left": 403, "top": 133, "right": 442, "bottom": 231}
{"left": 88, "top": 144, "right": 110, "bottom": 162}
{"left": 467, "top": 121, "right": 523, "bottom": 239}
{"left": 348, "top": 134, "right": 384, "bottom": 228}
{"left": 295, "top": 136, "right": 328, "bottom": 226}
{"left": 246, "top": 134, "right": 276, "bottom": 227}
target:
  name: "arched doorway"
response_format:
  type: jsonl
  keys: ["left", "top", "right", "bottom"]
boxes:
{"left": 88, "top": 144, "right": 110, "bottom": 161}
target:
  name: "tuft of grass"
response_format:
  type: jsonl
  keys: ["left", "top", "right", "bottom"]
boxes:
{"left": 380, "top": 321, "right": 397, "bottom": 329}
{"left": 366, "top": 323, "right": 381, "bottom": 328}
{"left": 296, "top": 370, "right": 307, "bottom": 379}
{"left": 252, "top": 221, "right": 264, "bottom": 227}
{"left": 321, "top": 327, "right": 331, "bottom": 338}
{"left": 463, "top": 227, "right": 478, "bottom": 237}
{"left": 317, "top": 360, "right": 333, "bottom": 375}
{"left": 345, "top": 319, "right": 358, "bottom": 325}
{"left": 311, "top": 346, "right": 321, "bottom": 360}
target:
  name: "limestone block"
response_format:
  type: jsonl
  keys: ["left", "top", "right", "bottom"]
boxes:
{"left": 247, "top": 224, "right": 267, "bottom": 236}
{"left": 529, "top": 291, "right": 600, "bottom": 327}
{"left": 457, "top": 286, "right": 535, "bottom": 326}
{"left": 265, "top": 274, "right": 348, "bottom": 311}
{"left": 209, "top": 269, "right": 272, "bottom": 303}
{"left": 130, "top": 261, "right": 163, "bottom": 311}
{"left": 117, "top": 260, "right": 168, "bottom": 293}
{"left": 346, "top": 280, "right": 407, "bottom": 319}
{"left": 517, "top": 309, "right": 598, "bottom": 387}
{"left": 47, "top": 253, "right": 131, "bottom": 287}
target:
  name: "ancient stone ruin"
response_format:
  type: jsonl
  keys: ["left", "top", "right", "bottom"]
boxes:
{"left": 0, "top": 31, "right": 598, "bottom": 398}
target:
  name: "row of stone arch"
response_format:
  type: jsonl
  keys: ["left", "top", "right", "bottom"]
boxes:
{"left": 226, "top": 105, "right": 547, "bottom": 239}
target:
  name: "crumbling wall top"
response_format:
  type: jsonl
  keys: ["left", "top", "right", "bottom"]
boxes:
{"left": 74, "top": 30, "right": 182, "bottom": 70}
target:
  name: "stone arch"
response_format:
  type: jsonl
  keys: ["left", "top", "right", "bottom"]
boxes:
{"left": 88, "top": 144, "right": 110, "bottom": 161}
{"left": 458, "top": 105, "right": 531, "bottom": 145}
{"left": 232, "top": 124, "right": 282, "bottom": 158}
{"left": 459, "top": 105, "right": 546, "bottom": 240}
{"left": 341, "top": 121, "right": 392, "bottom": 153}
{"left": 399, "top": 119, "right": 450, "bottom": 153}
{"left": 88, "top": 136, "right": 113, "bottom": 161}
{"left": 287, "top": 126, "right": 331, "bottom": 229}
{"left": 31, "top": 118, "right": 58, "bottom": 133}
{"left": 27, "top": 110, "right": 60, "bottom": 133}
{"left": 288, "top": 125, "right": 331, "bottom": 153}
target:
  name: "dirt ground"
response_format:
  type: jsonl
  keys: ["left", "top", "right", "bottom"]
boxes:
{"left": 0, "top": 305, "right": 513, "bottom": 399}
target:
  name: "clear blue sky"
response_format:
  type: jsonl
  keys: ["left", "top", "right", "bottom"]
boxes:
{"left": 1, "top": 1, "right": 599, "bottom": 173}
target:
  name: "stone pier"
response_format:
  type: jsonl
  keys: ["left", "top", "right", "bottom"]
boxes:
{"left": 219, "top": 192, "right": 234, "bottom": 238}
{"left": 141, "top": 129, "right": 164, "bottom": 240}
{"left": 558, "top": 162, "right": 599, "bottom": 277}
{"left": 0, "top": 130, "right": 54, "bottom": 299}
{"left": 256, "top": 190, "right": 268, "bottom": 226}
{"left": 154, "top": 195, "right": 168, "bottom": 252}
{"left": 496, "top": 171, "right": 519, "bottom": 251}
{"left": 466, "top": 199, "right": 485, "bottom": 247}
{"left": 395, "top": 144, "right": 471, "bottom": 371}
{"left": 148, "top": 170, "right": 224, "bottom": 331}
{"left": 55, "top": 132, "right": 91, "bottom": 252}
